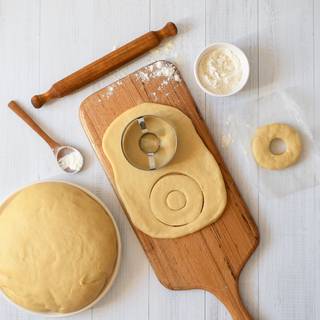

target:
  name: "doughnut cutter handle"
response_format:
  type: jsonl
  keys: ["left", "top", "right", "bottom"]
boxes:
{"left": 121, "top": 115, "right": 177, "bottom": 171}
{"left": 137, "top": 117, "right": 158, "bottom": 170}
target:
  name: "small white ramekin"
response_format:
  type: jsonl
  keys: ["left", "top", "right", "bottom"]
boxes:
{"left": 194, "top": 42, "right": 250, "bottom": 97}
{"left": 0, "top": 180, "right": 121, "bottom": 318}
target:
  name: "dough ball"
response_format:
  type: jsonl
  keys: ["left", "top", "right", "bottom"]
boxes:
{"left": 0, "top": 182, "right": 118, "bottom": 313}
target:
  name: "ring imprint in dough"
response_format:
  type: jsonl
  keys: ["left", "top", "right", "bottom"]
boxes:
{"left": 150, "top": 174, "right": 204, "bottom": 226}
{"left": 251, "top": 123, "right": 302, "bottom": 170}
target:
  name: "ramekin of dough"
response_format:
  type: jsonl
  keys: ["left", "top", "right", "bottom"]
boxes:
{"left": 0, "top": 180, "right": 121, "bottom": 318}
{"left": 194, "top": 42, "right": 250, "bottom": 97}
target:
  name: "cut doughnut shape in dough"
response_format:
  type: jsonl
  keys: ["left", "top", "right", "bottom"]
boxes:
{"left": 150, "top": 174, "right": 204, "bottom": 226}
{"left": 102, "top": 103, "right": 227, "bottom": 239}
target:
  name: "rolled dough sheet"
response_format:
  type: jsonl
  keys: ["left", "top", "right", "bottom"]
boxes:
{"left": 102, "top": 103, "right": 227, "bottom": 238}
{"left": 0, "top": 182, "right": 118, "bottom": 313}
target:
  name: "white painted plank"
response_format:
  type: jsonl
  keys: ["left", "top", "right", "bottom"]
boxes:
{"left": 314, "top": 0, "right": 320, "bottom": 183}
{"left": 0, "top": 0, "right": 41, "bottom": 197}
{"left": 205, "top": 0, "right": 259, "bottom": 319}
{"left": 37, "top": 0, "right": 96, "bottom": 183}
{"left": 0, "top": 0, "right": 43, "bottom": 319}
{"left": 258, "top": 1, "right": 316, "bottom": 319}
{"left": 307, "top": 0, "right": 320, "bottom": 318}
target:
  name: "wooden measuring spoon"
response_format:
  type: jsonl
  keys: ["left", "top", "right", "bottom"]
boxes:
{"left": 31, "top": 22, "right": 178, "bottom": 108}
{"left": 8, "top": 101, "right": 84, "bottom": 174}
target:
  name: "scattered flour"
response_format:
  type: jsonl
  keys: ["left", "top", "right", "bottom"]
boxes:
{"left": 134, "top": 61, "right": 182, "bottom": 99}
{"left": 99, "top": 84, "right": 116, "bottom": 101}
{"left": 135, "top": 61, "right": 181, "bottom": 84}
{"left": 58, "top": 151, "right": 83, "bottom": 172}
{"left": 96, "top": 39, "right": 181, "bottom": 103}
{"left": 221, "top": 134, "right": 233, "bottom": 149}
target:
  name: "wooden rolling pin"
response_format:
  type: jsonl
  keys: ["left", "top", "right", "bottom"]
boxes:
{"left": 31, "top": 22, "right": 177, "bottom": 108}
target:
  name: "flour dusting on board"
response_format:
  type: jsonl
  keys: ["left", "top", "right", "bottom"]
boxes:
{"left": 135, "top": 61, "right": 181, "bottom": 84}
{"left": 135, "top": 61, "right": 182, "bottom": 100}
{"left": 96, "top": 61, "right": 182, "bottom": 104}
{"left": 98, "top": 81, "right": 120, "bottom": 100}
{"left": 94, "top": 37, "right": 181, "bottom": 104}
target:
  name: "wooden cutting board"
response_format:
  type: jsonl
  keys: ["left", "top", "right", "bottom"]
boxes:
{"left": 80, "top": 60, "right": 259, "bottom": 320}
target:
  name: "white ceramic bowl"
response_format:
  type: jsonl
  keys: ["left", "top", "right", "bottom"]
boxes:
{"left": 194, "top": 42, "right": 250, "bottom": 97}
{"left": 0, "top": 180, "right": 121, "bottom": 317}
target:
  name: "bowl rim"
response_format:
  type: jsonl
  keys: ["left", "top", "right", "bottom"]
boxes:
{"left": 0, "top": 179, "right": 122, "bottom": 317}
{"left": 194, "top": 42, "right": 250, "bottom": 97}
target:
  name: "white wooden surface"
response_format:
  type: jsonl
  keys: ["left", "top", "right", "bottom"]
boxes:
{"left": 0, "top": 1, "right": 319, "bottom": 319}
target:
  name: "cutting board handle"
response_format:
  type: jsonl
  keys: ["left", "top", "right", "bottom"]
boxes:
{"left": 208, "top": 283, "right": 253, "bottom": 320}
{"left": 31, "top": 22, "right": 177, "bottom": 108}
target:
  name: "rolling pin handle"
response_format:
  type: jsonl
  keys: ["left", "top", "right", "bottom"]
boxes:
{"left": 31, "top": 91, "right": 55, "bottom": 109}
{"left": 155, "top": 22, "right": 178, "bottom": 40}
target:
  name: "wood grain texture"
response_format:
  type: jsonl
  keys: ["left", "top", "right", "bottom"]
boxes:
{"left": 79, "top": 61, "right": 259, "bottom": 320}
{"left": 258, "top": 1, "right": 316, "bottom": 319}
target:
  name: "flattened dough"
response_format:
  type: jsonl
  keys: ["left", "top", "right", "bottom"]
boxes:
{"left": 252, "top": 123, "right": 302, "bottom": 170}
{"left": 150, "top": 174, "right": 204, "bottom": 226}
{"left": 0, "top": 182, "right": 118, "bottom": 313}
{"left": 102, "top": 103, "right": 227, "bottom": 238}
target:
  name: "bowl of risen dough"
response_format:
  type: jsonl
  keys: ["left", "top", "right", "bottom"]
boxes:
{"left": 0, "top": 181, "right": 121, "bottom": 317}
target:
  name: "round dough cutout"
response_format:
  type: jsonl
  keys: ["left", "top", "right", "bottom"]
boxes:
{"left": 150, "top": 174, "right": 204, "bottom": 226}
{"left": 166, "top": 190, "right": 187, "bottom": 210}
{"left": 252, "top": 123, "right": 302, "bottom": 170}
{"left": 0, "top": 182, "right": 119, "bottom": 314}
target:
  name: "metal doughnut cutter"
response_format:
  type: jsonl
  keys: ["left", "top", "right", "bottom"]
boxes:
{"left": 121, "top": 115, "right": 177, "bottom": 171}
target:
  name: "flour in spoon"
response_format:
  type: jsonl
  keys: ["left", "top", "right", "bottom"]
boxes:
{"left": 58, "top": 152, "right": 83, "bottom": 172}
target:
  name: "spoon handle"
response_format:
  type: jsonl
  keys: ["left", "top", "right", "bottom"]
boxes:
{"left": 8, "top": 101, "right": 60, "bottom": 150}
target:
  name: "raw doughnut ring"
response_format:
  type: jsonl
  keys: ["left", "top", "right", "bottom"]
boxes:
{"left": 149, "top": 174, "right": 204, "bottom": 226}
{"left": 251, "top": 123, "right": 302, "bottom": 170}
